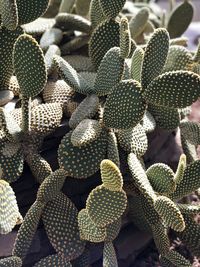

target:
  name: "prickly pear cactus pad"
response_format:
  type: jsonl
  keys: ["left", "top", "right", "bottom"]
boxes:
{"left": 103, "top": 80, "right": 146, "bottom": 129}
{"left": 0, "top": 256, "right": 22, "bottom": 267}
{"left": 16, "top": 0, "right": 50, "bottom": 25}
{"left": 144, "top": 71, "right": 200, "bottom": 108}
{"left": 99, "top": 0, "right": 126, "bottom": 18}
{"left": 58, "top": 130, "right": 107, "bottom": 178}
{"left": 34, "top": 254, "right": 72, "bottom": 267}
{"left": 0, "top": 180, "right": 23, "bottom": 234}
{"left": 89, "top": 19, "right": 120, "bottom": 70}
{"left": 42, "top": 193, "right": 85, "bottom": 261}
{"left": 0, "top": 0, "right": 18, "bottom": 30}
{"left": 0, "top": 26, "right": 23, "bottom": 90}
{"left": 13, "top": 34, "right": 47, "bottom": 98}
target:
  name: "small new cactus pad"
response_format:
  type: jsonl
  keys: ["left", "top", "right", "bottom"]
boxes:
{"left": 148, "top": 104, "right": 180, "bottom": 130}
{"left": 0, "top": 26, "right": 23, "bottom": 90}
{"left": 37, "top": 169, "right": 66, "bottom": 204}
{"left": 107, "top": 131, "right": 120, "bottom": 167}
{"left": 117, "top": 124, "right": 148, "bottom": 157}
{"left": 154, "top": 196, "right": 185, "bottom": 232}
{"left": 144, "top": 71, "right": 200, "bottom": 108}
{"left": 78, "top": 209, "right": 106, "bottom": 243}
{"left": 0, "top": 0, "right": 18, "bottom": 30}
{"left": 34, "top": 255, "right": 72, "bottom": 267}
{"left": 167, "top": 0, "right": 194, "bottom": 38}
{"left": 162, "top": 45, "right": 193, "bottom": 73}
{"left": 42, "top": 193, "right": 85, "bottom": 261}
{"left": 180, "top": 121, "right": 200, "bottom": 145}
{"left": 28, "top": 154, "right": 52, "bottom": 184}
{"left": 89, "top": 19, "right": 120, "bottom": 70}
{"left": 89, "top": 0, "right": 106, "bottom": 29}
{"left": 75, "top": 0, "right": 91, "bottom": 16}
{"left": 170, "top": 159, "right": 200, "bottom": 200}
{"left": 103, "top": 242, "right": 118, "bottom": 267}
{"left": 120, "top": 17, "right": 131, "bottom": 59}
{"left": 0, "top": 180, "right": 22, "bottom": 234}
{"left": 174, "top": 154, "right": 186, "bottom": 185}
{"left": 141, "top": 28, "right": 169, "bottom": 90}
{"left": 13, "top": 34, "right": 47, "bottom": 98}
{"left": 40, "top": 28, "right": 63, "bottom": 51}
{"left": 86, "top": 185, "right": 127, "bottom": 227}
{"left": 30, "top": 103, "right": 62, "bottom": 135}
{"left": 129, "top": 7, "right": 149, "bottom": 39}
{"left": 141, "top": 110, "right": 156, "bottom": 133}
{"left": 0, "top": 140, "right": 24, "bottom": 183}
{"left": 130, "top": 47, "right": 144, "bottom": 82}
{"left": 146, "top": 163, "right": 176, "bottom": 194}
{"left": 176, "top": 214, "right": 200, "bottom": 257}
{"left": 71, "top": 119, "right": 102, "bottom": 147}
{"left": 13, "top": 200, "right": 45, "bottom": 259}
{"left": 55, "top": 13, "right": 91, "bottom": 33}
{"left": 103, "top": 80, "right": 146, "bottom": 129}
{"left": 128, "top": 153, "right": 157, "bottom": 205}
{"left": 100, "top": 159, "right": 123, "bottom": 191}
{"left": 93, "top": 47, "right": 124, "bottom": 96}
{"left": 99, "top": 0, "right": 125, "bottom": 18}
{"left": 53, "top": 55, "right": 93, "bottom": 95}
{"left": 69, "top": 95, "right": 99, "bottom": 129}
{"left": 0, "top": 256, "right": 22, "bottom": 267}
{"left": 58, "top": 130, "right": 107, "bottom": 178}
{"left": 16, "top": 0, "right": 49, "bottom": 25}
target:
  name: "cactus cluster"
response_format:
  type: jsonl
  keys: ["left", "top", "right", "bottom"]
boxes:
{"left": 0, "top": 0, "right": 200, "bottom": 267}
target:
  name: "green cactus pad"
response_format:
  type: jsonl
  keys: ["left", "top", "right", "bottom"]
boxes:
{"left": 176, "top": 214, "right": 200, "bottom": 257}
{"left": 141, "top": 28, "right": 169, "bottom": 90}
{"left": 105, "top": 219, "right": 121, "bottom": 242}
{"left": 162, "top": 45, "right": 193, "bottom": 73}
{"left": 93, "top": 47, "right": 124, "bottom": 96}
{"left": 53, "top": 55, "right": 93, "bottom": 95}
{"left": 78, "top": 208, "right": 106, "bottom": 242}
{"left": 0, "top": 139, "right": 24, "bottom": 183}
{"left": 164, "top": 250, "right": 192, "bottom": 267}
{"left": 28, "top": 154, "right": 52, "bottom": 184}
{"left": 89, "top": 0, "right": 106, "bottom": 29}
{"left": 99, "top": 0, "right": 125, "bottom": 18}
{"left": 13, "top": 34, "right": 47, "bottom": 98}
{"left": 144, "top": 71, "right": 200, "bottom": 108}
{"left": 58, "top": 130, "right": 107, "bottom": 178}
{"left": 128, "top": 153, "right": 157, "bottom": 205}
{"left": 71, "top": 119, "right": 102, "bottom": 147}
{"left": 0, "top": 256, "right": 22, "bottom": 267}
{"left": 100, "top": 159, "right": 123, "bottom": 191}
{"left": 55, "top": 13, "right": 91, "bottom": 33}
{"left": 0, "top": 180, "right": 22, "bottom": 234}
{"left": 0, "top": 26, "right": 23, "bottom": 90}
{"left": 89, "top": 19, "right": 120, "bottom": 70}
{"left": 42, "top": 193, "right": 85, "bottom": 260}
{"left": 107, "top": 131, "right": 120, "bottom": 167}
{"left": 181, "top": 134, "right": 197, "bottom": 164}
{"left": 103, "top": 80, "right": 146, "bottom": 129}
{"left": 180, "top": 121, "right": 200, "bottom": 146}
{"left": 176, "top": 203, "right": 200, "bottom": 216}
{"left": 148, "top": 104, "right": 180, "bottom": 130}
{"left": 44, "top": 45, "right": 61, "bottom": 75}
{"left": 129, "top": 7, "right": 149, "bottom": 39}
{"left": 154, "top": 196, "right": 185, "bottom": 232}
{"left": 151, "top": 223, "right": 170, "bottom": 255}
{"left": 174, "top": 154, "right": 186, "bottom": 185}
{"left": 0, "top": 0, "right": 18, "bottom": 30}
{"left": 69, "top": 95, "right": 99, "bottom": 129}
{"left": 86, "top": 185, "right": 127, "bottom": 227}
{"left": 146, "top": 163, "right": 176, "bottom": 194}
{"left": 103, "top": 242, "right": 118, "bottom": 267}
{"left": 16, "top": 0, "right": 49, "bottom": 25}
{"left": 34, "top": 255, "right": 72, "bottom": 267}
{"left": 130, "top": 47, "right": 144, "bottom": 82}
{"left": 30, "top": 103, "right": 62, "bottom": 135}
{"left": 13, "top": 200, "right": 45, "bottom": 259}
{"left": 120, "top": 17, "right": 131, "bottom": 59}
{"left": 141, "top": 110, "right": 156, "bottom": 133}
{"left": 37, "top": 169, "right": 66, "bottom": 204}
{"left": 167, "top": 0, "right": 194, "bottom": 38}
{"left": 117, "top": 124, "right": 148, "bottom": 157}
{"left": 170, "top": 159, "right": 200, "bottom": 200}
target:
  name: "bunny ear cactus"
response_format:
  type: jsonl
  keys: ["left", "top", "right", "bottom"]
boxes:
{"left": 99, "top": 0, "right": 126, "bottom": 19}
{"left": 89, "top": 0, "right": 106, "bottom": 29}
{"left": 0, "top": 0, "right": 18, "bottom": 31}
{"left": 120, "top": 17, "right": 131, "bottom": 59}
{"left": 33, "top": 254, "right": 72, "bottom": 267}
{"left": 180, "top": 121, "right": 200, "bottom": 146}
{"left": 0, "top": 256, "right": 22, "bottom": 267}
{"left": 130, "top": 47, "right": 144, "bottom": 82}
{"left": 103, "top": 242, "right": 118, "bottom": 267}
{"left": 0, "top": 179, "right": 23, "bottom": 234}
